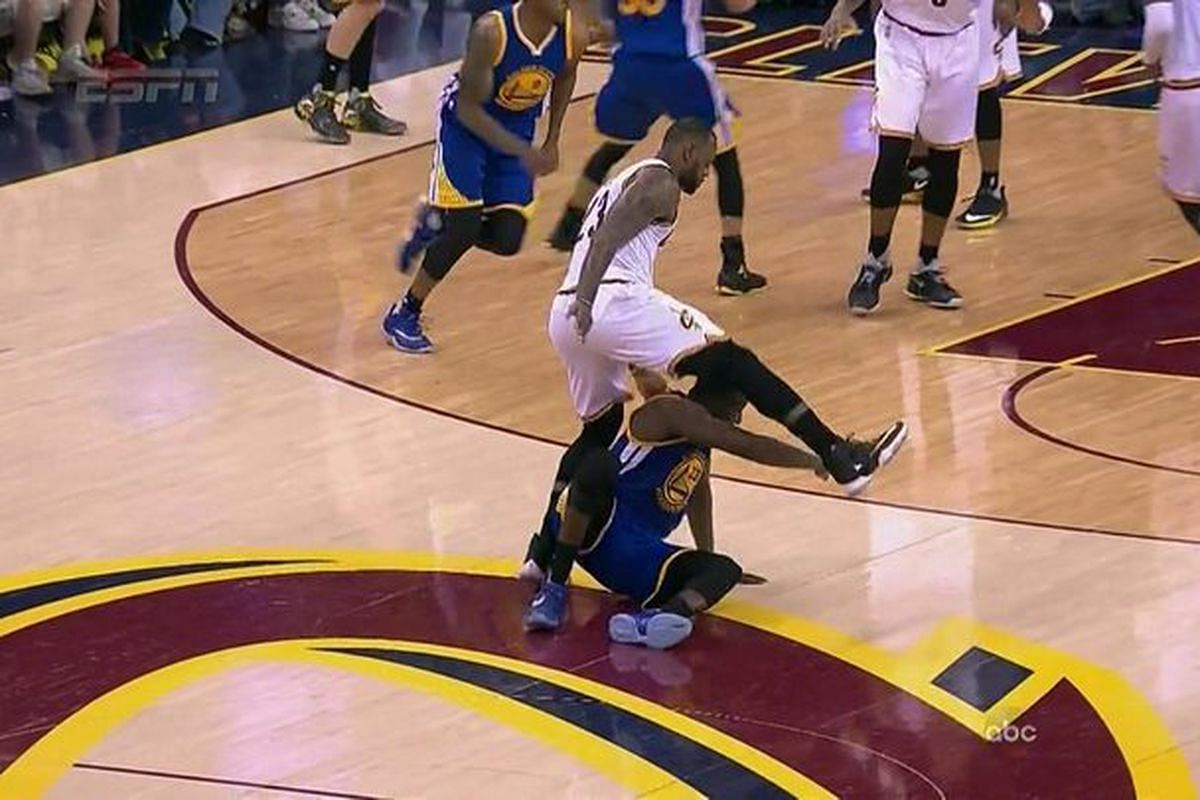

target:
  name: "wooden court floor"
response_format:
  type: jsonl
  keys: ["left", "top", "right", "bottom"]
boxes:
{"left": 2, "top": 61, "right": 1199, "bottom": 798}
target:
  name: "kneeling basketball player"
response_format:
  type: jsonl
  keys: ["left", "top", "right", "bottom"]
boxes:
{"left": 382, "top": 0, "right": 588, "bottom": 354}
{"left": 523, "top": 379, "right": 826, "bottom": 648}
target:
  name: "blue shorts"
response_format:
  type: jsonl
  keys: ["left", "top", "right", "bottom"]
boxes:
{"left": 428, "top": 107, "right": 534, "bottom": 214}
{"left": 577, "top": 500, "right": 686, "bottom": 606}
{"left": 594, "top": 53, "right": 738, "bottom": 151}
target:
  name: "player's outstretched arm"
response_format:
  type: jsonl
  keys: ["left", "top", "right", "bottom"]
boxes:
{"left": 632, "top": 395, "right": 827, "bottom": 474}
{"left": 821, "top": 0, "right": 867, "bottom": 49}
{"left": 456, "top": 14, "right": 542, "bottom": 167}
{"left": 685, "top": 471, "right": 715, "bottom": 552}
{"left": 574, "top": 166, "right": 680, "bottom": 309}
{"left": 540, "top": 18, "right": 590, "bottom": 174}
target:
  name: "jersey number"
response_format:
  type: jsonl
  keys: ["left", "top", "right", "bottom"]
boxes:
{"left": 617, "top": 0, "right": 666, "bottom": 16}
{"left": 578, "top": 192, "right": 611, "bottom": 243}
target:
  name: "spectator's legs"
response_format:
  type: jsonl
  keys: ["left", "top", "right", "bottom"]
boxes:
{"left": 8, "top": 0, "right": 51, "bottom": 96}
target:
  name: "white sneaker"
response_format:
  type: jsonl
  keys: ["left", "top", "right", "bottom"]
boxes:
{"left": 298, "top": 0, "right": 336, "bottom": 28}
{"left": 0, "top": 84, "right": 12, "bottom": 103}
{"left": 53, "top": 44, "right": 104, "bottom": 83}
{"left": 7, "top": 58, "right": 51, "bottom": 97}
{"left": 269, "top": 0, "right": 320, "bottom": 31}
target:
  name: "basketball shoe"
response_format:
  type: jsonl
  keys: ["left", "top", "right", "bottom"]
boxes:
{"left": 906, "top": 261, "right": 963, "bottom": 309}
{"left": 524, "top": 581, "right": 568, "bottom": 631}
{"left": 716, "top": 237, "right": 768, "bottom": 296}
{"left": 342, "top": 89, "right": 406, "bottom": 136}
{"left": 295, "top": 85, "right": 349, "bottom": 144}
{"left": 955, "top": 185, "right": 1008, "bottom": 229}
{"left": 848, "top": 252, "right": 893, "bottom": 315}
{"left": 822, "top": 420, "right": 907, "bottom": 496}
{"left": 382, "top": 301, "right": 433, "bottom": 354}
{"left": 546, "top": 206, "right": 583, "bottom": 251}
{"left": 609, "top": 610, "right": 693, "bottom": 650}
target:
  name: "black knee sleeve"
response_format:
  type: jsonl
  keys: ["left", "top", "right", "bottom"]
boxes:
{"left": 584, "top": 142, "right": 633, "bottom": 186}
{"left": 477, "top": 208, "right": 527, "bottom": 256}
{"left": 567, "top": 448, "right": 618, "bottom": 517}
{"left": 675, "top": 340, "right": 801, "bottom": 423}
{"left": 870, "top": 135, "right": 916, "bottom": 209}
{"left": 922, "top": 147, "right": 963, "bottom": 219}
{"left": 976, "top": 86, "right": 1002, "bottom": 142}
{"left": 713, "top": 148, "right": 744, "bottom": 219}
{"left": 421, "top": 207, "right": 482, "bottom": 280}
{"left": 554, "top": 403, "right": 623, "bottom": 484}
{"left": 654, "top": 551, "right": 743, "bottom": 611}
{"left": 1179, "top": 201, "right": 1200, "bottom": 236}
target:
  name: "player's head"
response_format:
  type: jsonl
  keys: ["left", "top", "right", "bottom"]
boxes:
{"left": 528, "top": 0, "right": 569, "bottom": 25}
{"left": 688, "top": 377, "right": 746, "bottom": 424}
{"left": 660, "top": 118, "right": 716, "bottom": 195}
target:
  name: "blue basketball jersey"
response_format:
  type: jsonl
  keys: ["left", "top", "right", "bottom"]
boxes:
{"left": 441, "top": 3, "right": 571, "bottom": 142}
{"left": 611, "top": 0, "right": 705, "bottom": 59}
{"left": 607, "top": 431, "right": 710, "bottom": 540}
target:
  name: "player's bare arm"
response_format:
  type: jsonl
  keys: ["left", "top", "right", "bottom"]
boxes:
{"left": 456, "top": 15, "right": 547, "bottom": 171}
{"left": 722, "top": 0, "right": 757, "bottom": 14}
{"left": 821, "top": 0, "right": 867, "bottom": 49}
{"left": 631, "top": 395, "right": 827, "bottom": 474}
{"left": 569, "top": 166, "right": 680, "bottom": 338}
{"left": 685, "top": 471, "right": 715, "bottom": 552}
{"left": 540, "top": 22, "right": 589, "bottom": 176}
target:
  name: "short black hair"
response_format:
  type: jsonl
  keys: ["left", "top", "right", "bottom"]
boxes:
{"left": 663, "top": 117, "right": 716, "bottom": 150}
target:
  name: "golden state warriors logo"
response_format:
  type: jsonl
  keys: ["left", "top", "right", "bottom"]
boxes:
{"left": 496, "top": 66, "right": 554, "bottom": 112}
{"left": 657, "top": 452, "right": 707, "bottom": 513}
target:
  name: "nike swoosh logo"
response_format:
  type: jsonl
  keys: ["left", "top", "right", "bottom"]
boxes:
{"left": 962, "top": 213, "right": 992, "bottom": 222}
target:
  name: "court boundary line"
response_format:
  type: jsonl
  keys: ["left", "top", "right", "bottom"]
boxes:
{"left": 72, "top": 762, "right": 389, "bottom": 800}
{"left": 172, "top": 108, "right": 1199, "bottom": 548}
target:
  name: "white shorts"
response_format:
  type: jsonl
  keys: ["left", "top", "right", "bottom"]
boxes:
{"left": 1159, "top": 86, "right": 1200, "bottom": 203}
{"left": 872, "top": 13, "right": 981, "bottom": 147}
{"left": 548, "top": 285, "right": 725, "bottom": 421}
{"left": 978, "top": 28, "right": 1021, "bottom": 88}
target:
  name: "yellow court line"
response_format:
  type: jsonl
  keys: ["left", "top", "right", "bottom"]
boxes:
{"left": 919, "top": 348, "right": 1200, "bottom": 384}
{"left": 920, "top": 256, "right": 1200, "bottom": 357}
{"left": 0, "top": 550, "right": 1192, "bottom": 797}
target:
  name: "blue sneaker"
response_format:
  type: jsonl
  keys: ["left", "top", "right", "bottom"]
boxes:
{"left": 523, "top": 581, "right": 568, "bottom": 631}
{"left": 397, "top": 199, "right": 442, "bottom": 275}
{"left": 381, "top": 302, "right": 433, "bottom": 354}
{"left": 608, "top": 610, "right": 693, "bottom": 650}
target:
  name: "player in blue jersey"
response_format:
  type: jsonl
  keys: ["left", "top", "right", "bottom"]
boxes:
{"left": 382, "top": 0, "right": 589, "bottom": 354}
{"left": 543, "top": 0, "right": 767, "bottom": 296}
{"left": 521, "top": 378, "right": 829, "bottom": 649}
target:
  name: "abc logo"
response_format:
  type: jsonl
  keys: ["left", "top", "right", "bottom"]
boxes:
{"left": 984, "top": 709, "right": 1038, "bottom": 743}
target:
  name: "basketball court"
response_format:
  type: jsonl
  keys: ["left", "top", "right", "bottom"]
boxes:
{"left": 2, "top": 20, "right": 1198, "bottom": 797}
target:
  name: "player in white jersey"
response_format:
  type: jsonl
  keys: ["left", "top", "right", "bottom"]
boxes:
{"left": 1144, "top": 0, "right": 1200, "bottom": 235}
{"left": 954, "top": 0, "right": 1052, "bottom": 228}
{"left": 527, "top": 119, "right": 907, "bottom": 597}
{"left": 824, "top": 0, "right": 985, "bottom": 314}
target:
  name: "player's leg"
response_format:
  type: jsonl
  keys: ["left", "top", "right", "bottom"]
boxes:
{"left": 524, "top": 448, "right": 619, "bottom": 631}
{"left": 904, "top": 26, "right": 978, "bottom": 309}
{"left": 341, "top": 17, "right": 407, "bottom": 136}
{"left": 859, "top": 134, "right": 930, "bottom": 203}
{"left": 383, "top": 116, "right": 486, "bottom": 353}
{"left": 295, "top": 0, "right": 384, "bottom": 144}
{"left": 477, "top": 153, "right": 535, "bottom": 255}
{"left": 954, "top": 84, "right": 1005, "bottom": 229}
{"left": 669, "top": 56, "right": 767, "bottom": 294}
{"left": 596, "top": 289, "right": 907, "bottom": 494}
{"left": 1159, "top": 86, "right": 1200, "bottom": 237}
{"left": 546, "top": 57, "right": 652, "bottom": 250}
{"left": 609, "top": 550, "right": 743, "bottom": 649}
{"left": 848, "top": 16, "right": 924, "bottom": 315}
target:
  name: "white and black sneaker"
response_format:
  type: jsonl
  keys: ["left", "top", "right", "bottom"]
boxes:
{"left": 906, "top": 263, "right": 963, "bottom": 309}
{"left": 955, "top": 186, "right": 1008, "bottom": 230}
{"left": 823, "top": 421, "right": 908, "bottom": 496}
{"left": 848, "top": 252, "right": 893, "bottom": 315}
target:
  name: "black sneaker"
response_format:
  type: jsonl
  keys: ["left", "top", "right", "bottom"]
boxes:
{"left": 546, "top": 206, "right": 584, "bottom": 251}
{"left": 906, "top": 267, "right": 963, "bottom": 309}
{"left": 717, "top": 265, "right": 768, "bottom": 295}
{"left": 860, "top": 167, "right": 930, "bottom": 204}
{"left": 295, "top": 85, "right": 350, "bottom": 145}
{"left": 343, "top": 90, "right": 407, "bottom": 136}
{"left": 955, "top": 186, "right": 1008, "bottom": 229}
{"left": 823, "top": 421, "right": 908, "bottom": 496}
{"left": 848, "top": 255, "right": 892, "bottom": 315}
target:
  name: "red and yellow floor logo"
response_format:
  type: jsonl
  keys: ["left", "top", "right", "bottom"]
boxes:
{"left": 0, "top": 552, "right": 1192, "bottom": 797}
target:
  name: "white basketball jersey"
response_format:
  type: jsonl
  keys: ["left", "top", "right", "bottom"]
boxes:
{"left": 559, "top": 158, "right": 677, "bottom": 293}
{"left": 882, "top": 0, "right": 979, "bottom": 35}
{"left": 1164, "top": 0, "right": 1200, "bottom": 84}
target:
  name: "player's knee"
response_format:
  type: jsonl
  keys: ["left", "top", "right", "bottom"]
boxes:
{"left": 707, "top": 552, "right": 742, "bottom": 588}
{"left": 676, "top": 338, "right": 754, "bottom": 381}
{"left": 568, "top": 449, "right": 618, "bottom": 516}
{"left": 976, "top": 86, "right": 1002, "bottom": 142}
{"left": 478, "top": 209, "right": 526, "bottom": 256}
{"left": 423, "top": 208, "right": 483, "bottom": 279}
{"left": 870, "top": 135, "right": 914, "bottom": 209}
{"left": 1179, "top": 201, "right": 1200, "bottom": 235}
{"left": 584, "top": 142, "right": 633, "bottom": 186}
{"left": 713, "top": 148, "right": 744, "bottom": 218}
{"left": 922, "top": 148, "right": 962, "bottom": 219}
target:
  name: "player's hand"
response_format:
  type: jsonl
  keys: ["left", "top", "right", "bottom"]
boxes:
{"left": 820, "top": 3, "right": 854, "bottom": 49}
{"left": 538, "top": 142, "right": 560, "bottom": 176}
{"left": 521, "top": 147, "right": 557, "bottom": 177}
{"left": 568, "top": 298, "right": 594, "bottom": 341}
